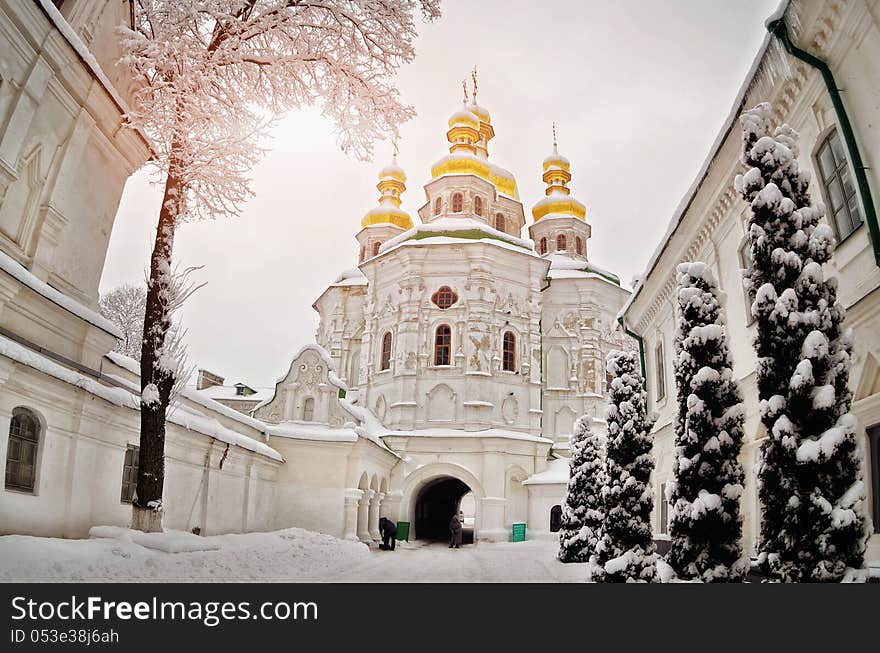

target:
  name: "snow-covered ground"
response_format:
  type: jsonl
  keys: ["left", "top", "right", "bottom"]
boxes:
{"left": 0, "top": 528, "right": 585, "bottom": 583}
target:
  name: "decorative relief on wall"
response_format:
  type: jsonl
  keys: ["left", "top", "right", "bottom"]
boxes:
{"left": 501, "top": 396, "right": 519, "bottom": 425}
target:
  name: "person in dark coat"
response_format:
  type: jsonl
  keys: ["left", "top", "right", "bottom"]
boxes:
{"left": 449, "top": 513, "right": 462, "bottom": 548}
{"left": 378, "top": 517, "right": 397, "bottom": 551}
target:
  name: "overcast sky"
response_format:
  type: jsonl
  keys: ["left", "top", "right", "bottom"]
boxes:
{"left": 100, "top": 0, "right": 779, "bottom": 389}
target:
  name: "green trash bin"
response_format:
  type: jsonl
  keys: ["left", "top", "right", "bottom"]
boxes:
{"left": 511, "top": 522, "right": 526, "bottom": 542}
{"left": 396, "top": 521, "right": 410, "bottom": 542}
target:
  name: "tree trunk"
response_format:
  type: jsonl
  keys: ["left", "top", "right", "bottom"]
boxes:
{"left": 132, "top": 155, "right": 183, "bottom": 533}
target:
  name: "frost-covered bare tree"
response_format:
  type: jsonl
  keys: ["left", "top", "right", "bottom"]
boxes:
{"left": 99, "top": 284, "right": 147, "bottom": 361}
{"left": 120, "top": 0, "right": 440, "bottom": 531}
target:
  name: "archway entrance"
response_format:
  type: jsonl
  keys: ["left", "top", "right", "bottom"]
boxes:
{"left": 414, "top": 476, "right": 474, "bottom": 543}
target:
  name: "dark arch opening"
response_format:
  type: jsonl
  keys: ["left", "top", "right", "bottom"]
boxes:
{"left": 414, "top": 476, "right": 473, "bottom": 544}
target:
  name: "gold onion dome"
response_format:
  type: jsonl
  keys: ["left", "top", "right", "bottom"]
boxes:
{"left": 532, "top": 129, "right": 586, "bottom": 222}
{"left": 430, "top": 95, "right": 518, "bottom": 199}
{"left": 362, "top": 154, "right": 413, "bottom": 229}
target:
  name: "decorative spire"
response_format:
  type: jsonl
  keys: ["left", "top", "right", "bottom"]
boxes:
{"left": 361, "top": 145, "right": 412, "bottom": 229}
{"left": 462, "top": 79, "right": 469, "bottom": 104}
{"left": 531, "top": 130, "right": 586, "bottom": 223}
{"left": 471, "top": 66, "right": 478, "bottom": 103}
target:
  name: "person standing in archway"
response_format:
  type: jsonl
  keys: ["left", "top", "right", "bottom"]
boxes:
{"left": 449, "top": 513, "right": 462, "bottom": 549}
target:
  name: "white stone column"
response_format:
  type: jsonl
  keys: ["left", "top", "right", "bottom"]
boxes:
{"left": 343, "top": 489, "right": 363, "bottom": 541}
{"left": 369, "top": 492, "right": 384, "bottom": 540}
{"left": 381, "top": 490, "right": 403, "bottom": 523}
{"left": 357, "top": 490, "right": 374, "bottom": 542}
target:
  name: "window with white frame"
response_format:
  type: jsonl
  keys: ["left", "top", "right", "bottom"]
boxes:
{"left": 738, "top": 239, "right": 755, "bottom": 325}
{"left": 5, "top": 407, "right": 40, "bottom": 493}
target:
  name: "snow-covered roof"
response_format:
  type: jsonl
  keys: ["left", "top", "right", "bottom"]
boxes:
{"left": 619, "top": 0, "right": 789, "bottom": 323}
{"left": 377, "top": 217, "right": 538, "bottom": 257}
{"left": 545, "top": 253, "right": 624, "bottom": 287}
{"left": 331, "top": 268, "right": 368, "bottom": 287}
{"left": 523, "top": 458, "right": 570, "bottom": 485}
{"left": 196, "top": 384, "right": 273, "bottom": 403}
{"left": 1, "top": 339, "right": 282, "bottom": 461}
{"left": 1, "top": 249, "right": 122, "bottom": 337}
{"left": 267, "top": 421, "right": 358, "bottom": 442}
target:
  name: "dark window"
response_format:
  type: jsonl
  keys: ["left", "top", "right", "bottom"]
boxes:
{"left": 869, "top": 425, "right": 880, "bottom": 533}
{"left": 431, "top": 286, "right": 458, "bottom": 309}
{"left": 372, "top": 241, "right": 381, "bottom": 257}
{"left": 495, "top": 213, "right": 505, "bottom": 233}
{"left": 539, "top": 237, "right": 547, "bottom": 255}
{"left": 660, "top": 482, "right": 669, "bottom": 535}
{"left": 5, "top": 407, "right": 40, "bottom": 493}
{"left": 359, "top": 246, "right": 365, "bottom": 262}
{"left": 380, "top": 332, "right": 392, "bottom": 371}
{"left": 434, "top": 197, "right": 442, "bottom": 215}
{"left": 556, "top": 234, "right": 566, "bottom": 251}
{"left": 302, "top": 397, "right": 315, "bottom": 422}
{"left": 502, "top": 331, "right": 516, "bottom": 372}
{"left": 474, "top": 196, "right": 483, "bottom": 216}
{"left": 576, "top": 237, "right": 583, "bottom": 255}
{"left": 739, "top": 239, "right": 756, "bottom": 325}
{"left": 434, "top": 325, "right": 452, "bottom": 366}
{"left": 550, "top": 505, "right": 562, "bottom": 532}
{"left": 451, "top": 193, "right": 463, "bottom": 213}
{"left": 605, "top": 369, "right": 614, "bottom": 393}
{"left": 121, "top": 445, "right": 139, "bottom": 504}
{"left": 816, "top": 129, "right": 863, "bottom": 240}
{"left": 655, "top": 341, "right": 666, "bottom": 402}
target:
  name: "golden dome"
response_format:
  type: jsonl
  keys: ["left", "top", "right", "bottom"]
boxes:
{"left": 532, "top": 128, "right": 586, "bottom": 222}
{"left": 447, "top": 107, "right": 480, "bottom": 129}
{"left": 467, "top": 102, "right": 491, "bottom": 125}
{"left": 362, "top": 156, "right": 413, "bottom": 229}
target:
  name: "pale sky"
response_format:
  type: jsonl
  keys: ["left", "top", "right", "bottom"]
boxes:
{"left": 101, "top": 0, "right": 779, "bottom": 389}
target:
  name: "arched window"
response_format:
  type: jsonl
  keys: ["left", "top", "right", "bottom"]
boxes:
{"left": 539, "top": 237, "right": 547, "bottom": 255}
{"left": 380, "top": 332, "right": 392, "bottom": 371}
{"left": 302, "top": 397, "right": 315, "bottom": 422}
{"left": 431, "top": 285, "right": 458, "bottom": 309}
{"left": 550, "top": 505, "right": 563, "bottom": 532}
{"left": 434, "top": 324, "right": 452, "bottom": 366}
{"left": 474, "top": 196, "right": 483, "bottom": 216}
{"left": 556, "top": 234, "right": 567, "bottom": 251}
{"left": 576, "top": 237, "right": 583, "bottom": 255}
{"left": 372, "top": 241, "right": 381, "bottom": 257}
{"left": 502, "top": 331, "right": 516, "bottom": 372}
{"left": 5, "top": 407, "right": 40, "bottom": 492}
{"left": 451, "top": 192, "right": 463, "bottom": 213}
{"left": 434, "top": 196, "right": 442, "bottom": 215}
{"left": 494, "top": 213, "right": 505, "bottom": 233}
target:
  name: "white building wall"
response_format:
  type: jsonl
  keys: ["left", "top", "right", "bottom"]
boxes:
{"left": 624, "top": 0, "right": 880, "bottom": 560}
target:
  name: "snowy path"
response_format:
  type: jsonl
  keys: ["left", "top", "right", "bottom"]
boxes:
{"left": 323, "top": 540, "right": 587, "bottom": 583}
{"left": 0, "top": 528, "right": 585, "bottom": 583}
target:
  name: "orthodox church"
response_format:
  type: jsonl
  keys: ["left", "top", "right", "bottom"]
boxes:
{"left": 0, "top": 0, "right": 632, "bottom": 545}
{"left": 252, "top": 87, "right": 634, "bottom": 542}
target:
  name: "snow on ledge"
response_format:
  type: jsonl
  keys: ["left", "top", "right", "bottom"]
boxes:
{"left": 0, "top": 335, "right": 282, "bottom": 461}
{"left": 1, "top": 249, "right": 122, "bottom": 337}
{"left": 377, "top": 218, "right": 536, "bottom": 255}
{"left": 522, "top": 458, "right": 570, "bottom": 485}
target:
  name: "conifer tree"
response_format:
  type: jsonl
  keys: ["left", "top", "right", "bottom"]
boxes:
{"left": 588, "top": 350, "right": 657, "bottom": 582}
{"left": 735, "top": 102, "right": 867, "bottom": 582}
{"left": 558, "top": 415, "right": 604, "bottom": 563}
{"left": 667, "top": 262, "right": 748, "bottom": 582}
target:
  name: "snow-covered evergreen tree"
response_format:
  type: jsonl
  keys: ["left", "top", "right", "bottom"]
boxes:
{"left": 735, "top": 102, "right": 868, "bottom": 582}
{"left": 667, "top": 262, "right": 748, "bottom": 582}
{"left": 558, "top": 415, "right": 604, "bottom": 563}
{"left": 588, "top": 350, "right": 657, "bottom": 582}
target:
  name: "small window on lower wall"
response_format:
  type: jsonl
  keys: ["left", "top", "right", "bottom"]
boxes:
{"left": 868, "top": 425, "right": 880, "bottom": 533}
{"left": 550, "top": 505, "right": 562, "bottom": 532}
{"left": 5, "top": 407, "right": 41, "bottom": 493}
{"left": 660, "top": 482, "right": 670, "bottom": 535}
{"left": 121, "top": 445, "right": 139, "bottom": 504}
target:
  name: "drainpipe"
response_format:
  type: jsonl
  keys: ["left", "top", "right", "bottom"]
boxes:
{"left": 618, "top": 315, "right": 647, "bottom": 391}
{"left": 767, "top": 18, "right": 880, "bottom": 267}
